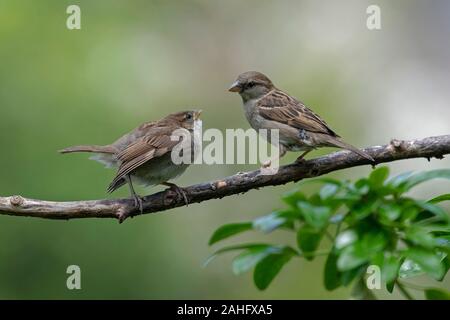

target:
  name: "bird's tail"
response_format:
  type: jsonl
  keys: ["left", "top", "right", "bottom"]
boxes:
{"left": 58, "top": 145, "right": 116, "bottom": 154}
{"left": 321, "top": 136, "right": 374, "bottom": 162}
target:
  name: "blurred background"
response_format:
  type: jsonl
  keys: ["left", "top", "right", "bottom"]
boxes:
{"left": 0, "top": 0, "right": 449, "bottom": 299}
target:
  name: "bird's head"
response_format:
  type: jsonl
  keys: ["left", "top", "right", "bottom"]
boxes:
{"left": 166, "top": 110, "right": 202, "bottom": 131}
{"left": 228, "top": 71, "right": 275, "bottom": 102}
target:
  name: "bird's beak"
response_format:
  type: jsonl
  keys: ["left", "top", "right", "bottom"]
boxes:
{"left": 194, "top": 110, "right": 202, "bottom": 120}
{"left": 228, "top": 81, "right": 241, "bottom": 92}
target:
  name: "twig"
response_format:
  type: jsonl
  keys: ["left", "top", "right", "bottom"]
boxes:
{"left": 0, "top": 135, "right": 449, "bottom": 223}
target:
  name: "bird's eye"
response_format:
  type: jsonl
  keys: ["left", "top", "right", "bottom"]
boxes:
{"left": 186, "top": 113, "right": 192, "bottom": 120}
{"left": 247, "top": 81, "right": 256, "bottom": 88}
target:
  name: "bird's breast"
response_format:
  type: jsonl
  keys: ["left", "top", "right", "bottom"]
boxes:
{"left": 243, "top": 100, "right": 259, "bottom": 128}
{"left": 132, "top": 155, "right": 189, "bottom": 187}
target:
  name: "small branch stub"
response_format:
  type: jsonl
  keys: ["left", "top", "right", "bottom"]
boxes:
{"left": 390, "top": 139, "right": 405, "bottom": 150}
{"left": 10, "top": 195, "right": 24, "bottom": 207}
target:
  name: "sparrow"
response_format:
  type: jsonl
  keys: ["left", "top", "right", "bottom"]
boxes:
{"left": 228, "top": 71, "right": 374, "bottom": 165}
{"left": 59, "top": 110, "right": 202, "bottom": 215}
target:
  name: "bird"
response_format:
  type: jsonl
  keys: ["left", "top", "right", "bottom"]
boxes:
{"left": 59, "top": 110, "right": 202, "bottom": 217}
{"left": 228, "top": 71, "right": 374, "bottom": 166}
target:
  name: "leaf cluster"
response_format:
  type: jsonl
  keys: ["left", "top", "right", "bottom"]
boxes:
{"left": 206, "top": 167, "right": 450, "bottom": 297}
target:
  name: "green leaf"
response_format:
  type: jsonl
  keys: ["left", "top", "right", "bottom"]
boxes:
{"left": 399, "top": 169, "right": 450, "bottom": 193}
{"left": 399, "top": 259, "right": 424, "bottom": 279}
{"left": 208, "top": 222, "right": 253, "bottom": 245}
{"left": 405, "top": 227, "right": 436, "bottom": 249}
{"left": 422, "top": 225, "right": 450, "bottom": 233}
{"left": 347, "top": 196, "right": 379, "bottom": 222}
{"left": 338, "top": 246, "right": 370, "bottom": 271}
{"left": 297, "top": 201, "right": 332, "bottom": 230}
{"left": 337, "top": 233, "right": 387, "bottom": 271}
{"left": 297, "top": 225, "right": 323, "bottom": 260}
{"left": 382, "top": 255, "right": 401, "bottom": 284}
{"left": 335, "top": 230, "right": 358, "bottom": 250}
{"left": 378, "top": 203, "right": 402, "bottom": 222}
{"left": 232, "top": 246, "right": 281, "bottom": 275}
{"left": 341, "top": 265, "right": 366, "bottom": 286}
{"left": 386, "top": 171, "right": 413, "bottom": 188}
{"left": 282, "top": 189, "right": 307, "bottom": 208}
{"left": 204, "top": 243, "right": 271, "bottom": 267}
{"left": 435, "top": 235, "right": 450, "bottom": 249}
{"left": 371, "top": 252, "right": 400, "bottom": 286}
{"left": 319, "top": 184, "right": 339, "bottom": 200}
{"left": 333, "top": 193, "right": 361, "bottom": 203}
{"left": 253, "top": 213, "right": 285, "bottom": 233}
{"left": 351, "top": 278, "right": 377, "bottom": 300}
{"left": 369, "top": 166, "right": 389, "bottom": 188}
{"left": 386, "top": 280, "right": 395, "bottom": 293}
{"left": 330, "top": 213, "right": 345, "bottom": 224}
{"left": 399, "top": 206, "right": 420, "bottom": 223}
{"left": 384, "top": 256, "right": 404, "bottom": 294}
{"left": 308, "top": 194, "right": 323, "bottom": 206}
{"left": 425, "top": 288, "right": 450, "bottom": 300}
{"left": 440, "top": 255, "right": 450, "bottom": 281}
{"left": 405, "top": 248, "right": 445, "bottom": 280}
{"left": 355, "top": 178, "right": 369, "bottom": 189}
{"left": 324, "top": 252, "right": 341, "bottom": 290}
{"left": 428, "top": 194, "right": 450, "bottom": 204}
{"left": 253, "top": 209, "right": 299, "bottom": 233}
{"left": 414, "top": 201, "right": 449, "bottom": 222}
{"left": 351, "top": 178, "right": 370, "bottom": 196}
{"left": 253, "top": 248, "right": 296, "bottom": 290}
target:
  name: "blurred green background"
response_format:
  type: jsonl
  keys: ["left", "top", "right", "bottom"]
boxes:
{"left": 0, "top": 0, "right": 449, "bottom": 299}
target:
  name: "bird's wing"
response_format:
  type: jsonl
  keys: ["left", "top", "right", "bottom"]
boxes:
{"left": 257, "top": 90, "right": 339, "bottom": 137}
{"left": 107, "top": 127, "right": 181, "bottom": 192}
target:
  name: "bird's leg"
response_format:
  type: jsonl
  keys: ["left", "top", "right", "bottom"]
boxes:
{"left": 126, "top": 175, "right": 144, "bottom": 214}
{"left": 162, "top": 182, "right": 189, "bottom": 206}
{"left": 295, "top": 149, "right": 312, "bottom": 163}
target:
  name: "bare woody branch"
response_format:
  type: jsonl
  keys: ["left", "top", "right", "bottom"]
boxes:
{"left": 1, "top": 135, "right": 449, "bottom": 223}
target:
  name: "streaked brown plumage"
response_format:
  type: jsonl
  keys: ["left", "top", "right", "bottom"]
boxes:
{"left": 59, "top": 110, "right": 202, "bottom": 214}
{"left": 229, "top": 71, "right": 374, "bottom": 164}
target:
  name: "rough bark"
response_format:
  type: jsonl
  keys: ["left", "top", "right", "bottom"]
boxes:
{"left": 0, "top": 135, "right": 449, "bottom": 223}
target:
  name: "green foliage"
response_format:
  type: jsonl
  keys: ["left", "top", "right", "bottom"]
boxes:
{"left": 209, "top": 223, "right": 253, "bottom": 245}
{"left": 206, "top": 167, "right": 450, "bottom": 299}
{"left": 425, "top": 288, "right": 450, "bottom": 300}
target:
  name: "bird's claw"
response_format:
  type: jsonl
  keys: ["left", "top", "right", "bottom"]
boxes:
{"left": 133, "top": 195, "right": 144, "bottom": 214}
{"left": 164, "top": 184, "right": 189, "bottom": 206}
{"left": 117, "top": 196, "right": 144, "bottom": 224}
{"left": 174, "top": 186, "right": 189, "bottom": 206}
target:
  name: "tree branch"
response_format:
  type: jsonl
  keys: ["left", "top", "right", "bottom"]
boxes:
{"left": 1, "top": 135, "right": 449, "bottom": 223}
